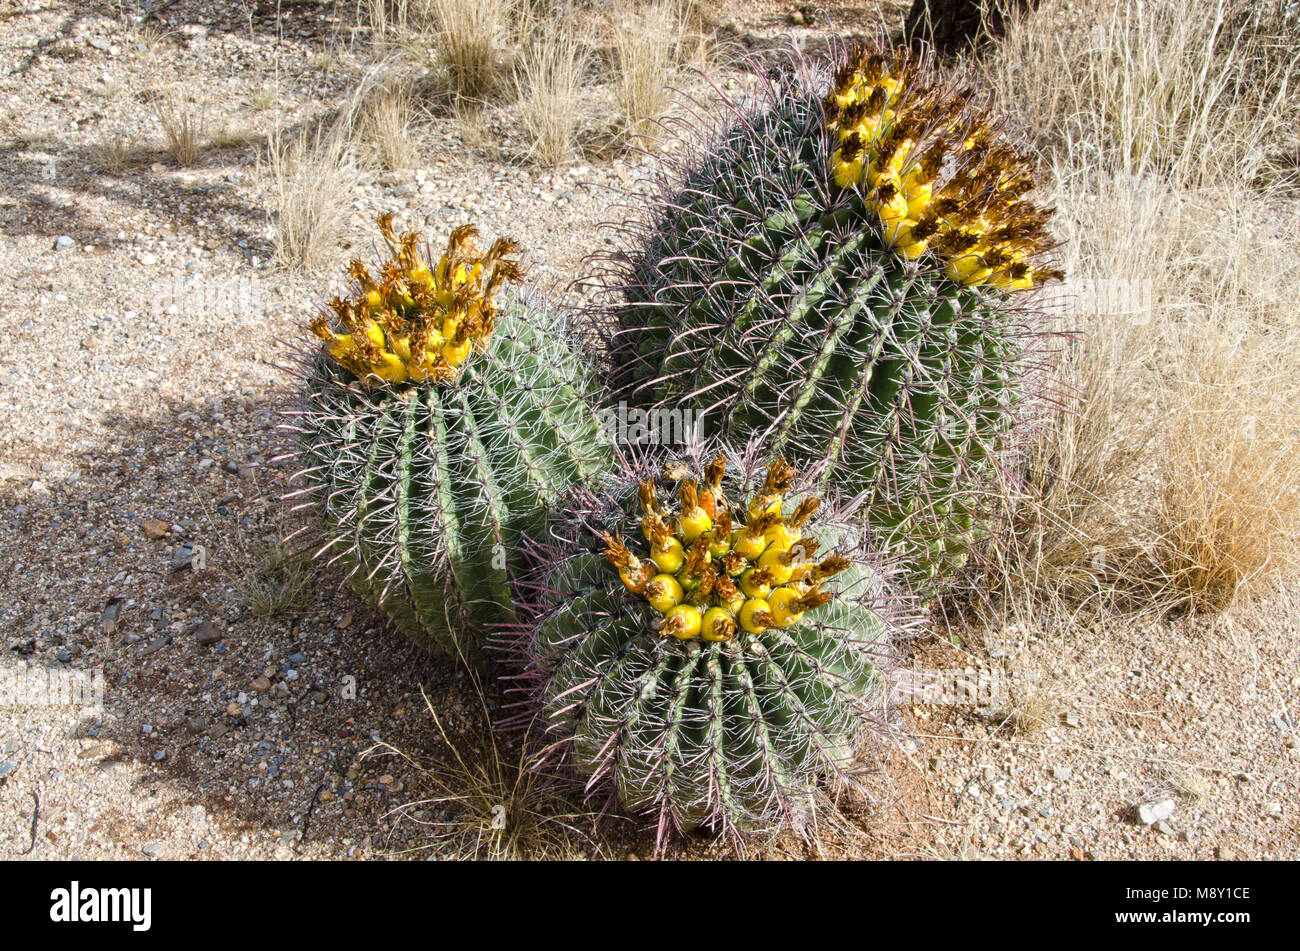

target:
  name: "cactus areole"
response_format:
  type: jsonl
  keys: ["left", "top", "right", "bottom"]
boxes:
{"left": 600, "top": 42, "right": 1062, "bottom": 581}
{"left": 292, "top": 215, "right": 611, "bottom": 662}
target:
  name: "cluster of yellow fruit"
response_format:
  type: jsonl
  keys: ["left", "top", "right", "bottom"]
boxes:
{"left": 825, "top": 44, "right": 1063, "bottom": 292}
{"left": 602, "top": 456, "right": 849, "bottom": 641}
{"left": 310, "top": 214, "right": 522, "bottom": 385}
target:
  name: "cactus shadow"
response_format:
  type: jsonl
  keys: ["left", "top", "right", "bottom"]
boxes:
{"left": 0, "top": 401, "right": 560, "bottom": 859}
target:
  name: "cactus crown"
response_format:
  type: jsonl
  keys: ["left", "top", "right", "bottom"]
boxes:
{"left": 310, "top": 213, "right": 523, "bottom": 386}
{"left": 826, "top": 42, "right": 1062, "bottom": 290}
{"left": 601, "top": 455, "right": 848, "bottom": 642}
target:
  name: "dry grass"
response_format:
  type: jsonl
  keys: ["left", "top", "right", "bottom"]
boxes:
{"left": 235, "top": 539, "right": 318, "bottom": 618}
{"left": 983, "top": 0, "right": 1300, "bottom": 188}
{"left": 607, "top": 0, "right": 707, "bottom": 145}
{"left": 514, "top": 22, "right": 591, "bottom": 165}
{"left": 1156, "top": 332, "right": 1300, "bottom": 610}
{"left": 360, "top": 0, "right": 419, "bottom": 51}
{"left": 372, "top": 685, "right": 598, "bottom": 860}
{"left": 363, "top": 79, "right": 421, "bottom": 170}
{"left": 425, "top": 0, "right": 514, "bottom": 102}
{"left": 153, "top": 89, "right": 205, "bottom": 167}
{"left": 975, "top": 0, "right": 1300, "bottom": 613}
{"left": 91, "top": 130, "right": 139, "bottom": 172}
{"left": 249, "top": 84, "right": 278, "bottom": 111}
{"left": 262, "top": 121, "right": 360, "bottom": 271}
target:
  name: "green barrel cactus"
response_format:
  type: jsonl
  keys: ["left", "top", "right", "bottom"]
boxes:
{"left": 597, "top": 42, "right": 1062, "bottom": 582}
{"left": 520, "top": 445, "right": 909, "bottom": 841}
{"left": 288, "top": 215, "right": 612, "bottom": 662}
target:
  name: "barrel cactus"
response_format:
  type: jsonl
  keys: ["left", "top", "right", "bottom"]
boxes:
{"left": 597, "top": 41, "right": 1062, "bottom": 582}
{"left": 521, "top": 445, "right": 908, "bottom": 842}
{"left": 286, "top": 214, "right": 612, "bottom": 662}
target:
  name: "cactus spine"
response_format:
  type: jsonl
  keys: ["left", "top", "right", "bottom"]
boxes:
{"left": 289, "top": 217, "right": 612, "bottom": 661}
{"left": 599, "top": 44, "right": 1061, "bottom": 581}
{"left": 524, "top": 447, "right": 905, "bottom": 840}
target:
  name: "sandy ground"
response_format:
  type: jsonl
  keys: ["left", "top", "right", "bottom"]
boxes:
{"left": 0, "top": 0, "right": 1295, "bottom": 860}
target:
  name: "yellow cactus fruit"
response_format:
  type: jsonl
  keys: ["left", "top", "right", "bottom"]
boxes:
{"left": 309, "top": 214, "right": 523, "bottom": 386}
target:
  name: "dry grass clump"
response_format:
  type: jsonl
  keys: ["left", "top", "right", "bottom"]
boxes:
{"left": 374, "top": 686, "right": 598, "bottom": 860}
{"left": 1156, "top": 331, "right": 1300, "bottom": 610}
{"left": 425, "top": 0, "right": 515, "bottom": 102}
{"left": 513, "top": 22, "right": 591, "bottom": 165}
{"left": 363, "top": 78, "right": 421, "bottom": 170}
{"left": 263, "top": 122, "right": 360, "bottom": 271}
{"left": 976, "top": 0, "right": 1300, "bottom": 613}
{"left": 92, "top": 130, "right": 140, "bottom": 172}
{"left": 361, "top": 0, "right": 419, "bottom": 52}
{"left": 235, "top": 539, "right": 318, "bottom": 618}
{"left": 153, "top": 88, "right": 206, "bottom": 167}
{"left": 983, "top": 0, "right": 1300, "bottom": 188}
{"left": 607, "top": 0, "right": 709, "bottom": 144}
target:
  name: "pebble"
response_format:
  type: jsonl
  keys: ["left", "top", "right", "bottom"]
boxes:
{"left": 192, "top": 619, "right": 223, "bottom": 646}
{"left": 171, "top": 542, "right": 195, "bottom": 570}
{"left": 0, "top": 761, "right": 16, "bottom": 780}
{"left": 141, "top": 519, "right": 170, "bottom": 539}
{"left": 250, "top": 675, "right": 272, "bottom": 693}
{"left": 138, "top": 634, "right": 171, "bottom": 656}
{"left": 54, "top": 235, "right": 74, "bottom": 251}
{"left": 1135, "top": 798, "right": 1176, "bottom": 825}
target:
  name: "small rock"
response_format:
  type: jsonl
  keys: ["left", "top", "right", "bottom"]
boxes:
{"left": 1135, "top": 798, "right": 1175, "bottom": 825}
{"left": 192, "top": 619, "right": 222, "bottom": 646}
{"left": 0, "top": 761, "right": 16, "bottom": 780}
{"left": 789, "top": 9, "right": 805, "bottom": 26}
{"left": 138, "top": 634, "right": 171, "bottom": 656}
{"left": 141, "top": 519, "right": 170, "bottom": 539}
{"left": 250, "top": 675, "right": 272, "bottom": 693}
{"left": 225, "top": 701, "right": 241, "bottom": 717}
{"left": 1265, "top": 801, "right": 1282, "bottom": 817}
{"left": 100, "top": 598, "right": 124, "bottom": 635}
{"left": 1216, "top": 845, "right": 1236, "bottom": 860}
{"left": 54, "top": 235, "right": 74, "bottom": 251}
{"left": 171, "top": 542, "right": 195, "bottom": 570}
{"left": 1052, "top": 766, "right": 1072, "bottom": 781}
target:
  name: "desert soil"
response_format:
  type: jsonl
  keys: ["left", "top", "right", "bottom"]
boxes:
{"left": 0, "top": 0, "right": 1295, "bottom": 860}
